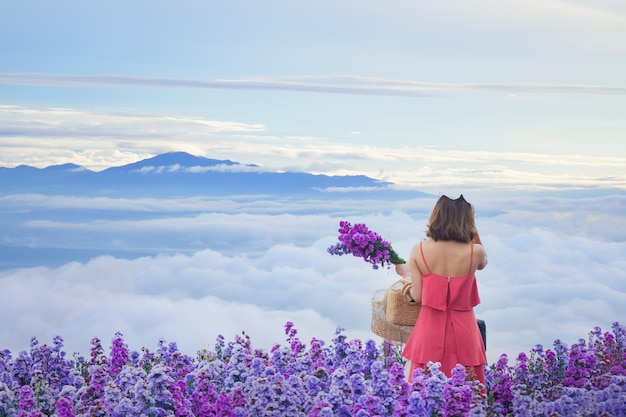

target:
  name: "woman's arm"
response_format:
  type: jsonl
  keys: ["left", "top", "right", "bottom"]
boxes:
{"left": 473, "top": 230, "right": 488, "bottom": 270}
{"left": 475, "top": 244, "right": 488, "bottom": 270}
{"left": 408, "top": 244, "right": 423, "bottom": 304}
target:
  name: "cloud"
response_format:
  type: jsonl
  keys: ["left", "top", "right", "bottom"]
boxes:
{"left": 0, "top": 241, "right": 385, "bottom": 357}
{"left": 131, "top": 164, "right": 266, "bottom": 174}
{"left": 0, "top": 104, "right": 265, "bottom": 136}
{"left": 316, "top": 186, "right": 387, "bottom": 193}
{"left": 1, "top": 193, "right": 625, "bottom": 366}
{"left": 0, "top": 258, "right": 351, "bottom": 357}
{"left": 532, "top": 0, "right": 626, "bottom": 24}
{"left": 2, "top": 104, "right": 625, "bottom": 194}
{"left": 1, "top": 73, "right": 626, "bottom": 97}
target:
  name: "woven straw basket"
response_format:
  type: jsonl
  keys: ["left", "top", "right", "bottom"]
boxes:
{"left": 370, "top": 280, "right": 421, "bottom": 344}
{"left": 386, "top": 280, "right": 421, "bottom": 326}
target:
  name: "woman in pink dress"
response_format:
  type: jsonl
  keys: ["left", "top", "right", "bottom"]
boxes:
{"left": 397, "top": 195, "right": 488, "bottom": 386}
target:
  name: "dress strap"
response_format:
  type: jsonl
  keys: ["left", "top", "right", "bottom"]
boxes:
{"left": 419, "top": 241, "right": 431, "bottom": 273}
{"left": 468, "top": 243, "right": 474, "bottom": 275}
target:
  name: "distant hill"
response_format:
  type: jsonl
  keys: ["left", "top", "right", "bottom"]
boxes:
{"left": 0, "top": 152, "right": 430, "bottom": 199}
{"left": 0, "top": 152, "right": 433, "bottom": 269}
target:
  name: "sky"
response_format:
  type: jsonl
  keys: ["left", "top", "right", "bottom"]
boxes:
{"left": 1, "top": 0, "right": 626, "bottom": 364}
{"left": 1, "top": 0, "right": 626, "bottom": 195}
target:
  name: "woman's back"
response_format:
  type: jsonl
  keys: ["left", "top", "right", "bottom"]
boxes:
{"left": 418, "top": 239, "right": 486, "bottom": 278}
{"left": 417, "top": 240, "right": 481, "bottom": 311}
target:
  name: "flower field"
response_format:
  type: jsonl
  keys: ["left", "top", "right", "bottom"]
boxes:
{"left": 1, "top": 322, "right": 625, "bottom": 416}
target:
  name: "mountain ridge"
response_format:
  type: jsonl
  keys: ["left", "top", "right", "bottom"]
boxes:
{"left": 0, "top": 152, "right": 430, "bottom": 199}
{"left": 101, "top": 152, "right": 248, "bottom": 173}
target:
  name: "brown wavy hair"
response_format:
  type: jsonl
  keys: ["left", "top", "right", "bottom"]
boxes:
{"left": 426, "top": 194, "right": 477, "bottom": 243}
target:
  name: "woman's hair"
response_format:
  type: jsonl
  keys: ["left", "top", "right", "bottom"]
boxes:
{"left": 426, "top": 194, "right": 477, "bottom": 243}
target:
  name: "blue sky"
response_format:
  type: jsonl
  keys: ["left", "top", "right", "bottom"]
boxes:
{"left": 1, "top": 0, "right": 626, "bottom": 196}
{"left": 1, "top": 1, "right": 626, "bottom": 361}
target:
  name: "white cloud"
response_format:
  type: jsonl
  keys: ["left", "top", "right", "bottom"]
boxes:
{"left": 1, "top": 104, "right": 625, "bottom": 193}
{"left": 0, "top": 243, "right": 383, "bottom": 357}
{"left": 1, "top": 73, "right": 626, "bottom": 96}
{"left": 531, "top": 0, "right": 626, "bottom": 25}
{"left": 316, "top": 186, "right": 387, "bottom": 193}
{"left": 184, "top": 164, "right": 262, "bottom": 173}
{"left": 129, "top": 164, "right": 266, "bottom": 174}
{"left": 1, "top": 194, "right": 625, "bottom": 366}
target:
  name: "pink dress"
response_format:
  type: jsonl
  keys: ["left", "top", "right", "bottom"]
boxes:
{"left": 402, "top": 242, "right": 487, "bottom": 385}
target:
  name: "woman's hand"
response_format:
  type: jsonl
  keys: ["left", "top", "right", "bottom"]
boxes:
{"left": 395, "top": 263, "right": 410, "bottom": 279}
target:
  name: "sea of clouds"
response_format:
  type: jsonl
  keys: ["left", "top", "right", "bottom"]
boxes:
{"left": 1, "top": 192, "right": 625, "bottom": 366}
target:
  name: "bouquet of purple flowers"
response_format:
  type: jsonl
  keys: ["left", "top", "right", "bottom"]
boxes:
{"left": 327, "top": 220, "right": 406, "bottom": 269}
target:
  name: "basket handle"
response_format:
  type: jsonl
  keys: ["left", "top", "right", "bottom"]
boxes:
{"left": 401, "top": 281, "right": 416, "bottom": 303}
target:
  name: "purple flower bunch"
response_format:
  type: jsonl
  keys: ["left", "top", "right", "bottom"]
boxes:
{"left": 1, "top": 322, "right": 625, "bottom": 416}
{"left": 327, "top": 220, "right": 406, "bottom": 269}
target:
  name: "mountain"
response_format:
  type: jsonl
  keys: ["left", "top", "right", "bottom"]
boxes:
{"left": 0, "top": 152, "right": 432, "bottom": 269}
{"left": 101, "top": 152, "right": 243, "bottom": 173}
{"left": 0, "top": 152, "right": 429, "bottom": 199}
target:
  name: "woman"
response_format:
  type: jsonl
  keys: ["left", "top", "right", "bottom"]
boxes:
{"left": 398, "top": 194, "right": 488, "bottom": 386}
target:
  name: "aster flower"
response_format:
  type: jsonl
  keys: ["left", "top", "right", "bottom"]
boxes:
{"left": 55, "top": 396, "right": 76, "bottom": 417}
{"left": 328, "top": 220, "right": 405, "bottom": 269}
{"left": 2, "top": 321, "right": 626, "bottom": 415}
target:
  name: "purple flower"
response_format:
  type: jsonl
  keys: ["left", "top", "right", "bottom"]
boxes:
{"left": 75, "top": 365, "right": 111, "bottom": 416}
{"left": 407, "top": 391, "right": 427, "bottom": 415}
{"left": 17, "top": 385, "right": 38, "bottom": 416}
{"left": 2, "top": 321, "right": 626, "bottom": 416}
{"left": 441, "top": 365, "right": 474, "bottom": 416}
{"left": 55, "top": 396, "right": 76, "bottom": 417}
{"left": 109, "top": 332, "right": 129, "bottom": 379}
{"left": 328, "top": 221, "right": 405, "bottom": 269}
{"left": 487, "top": 354, "right": 514, "bottom": 414}
{"left": 367, "top": 360, "right": 396, "bottom": 414}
